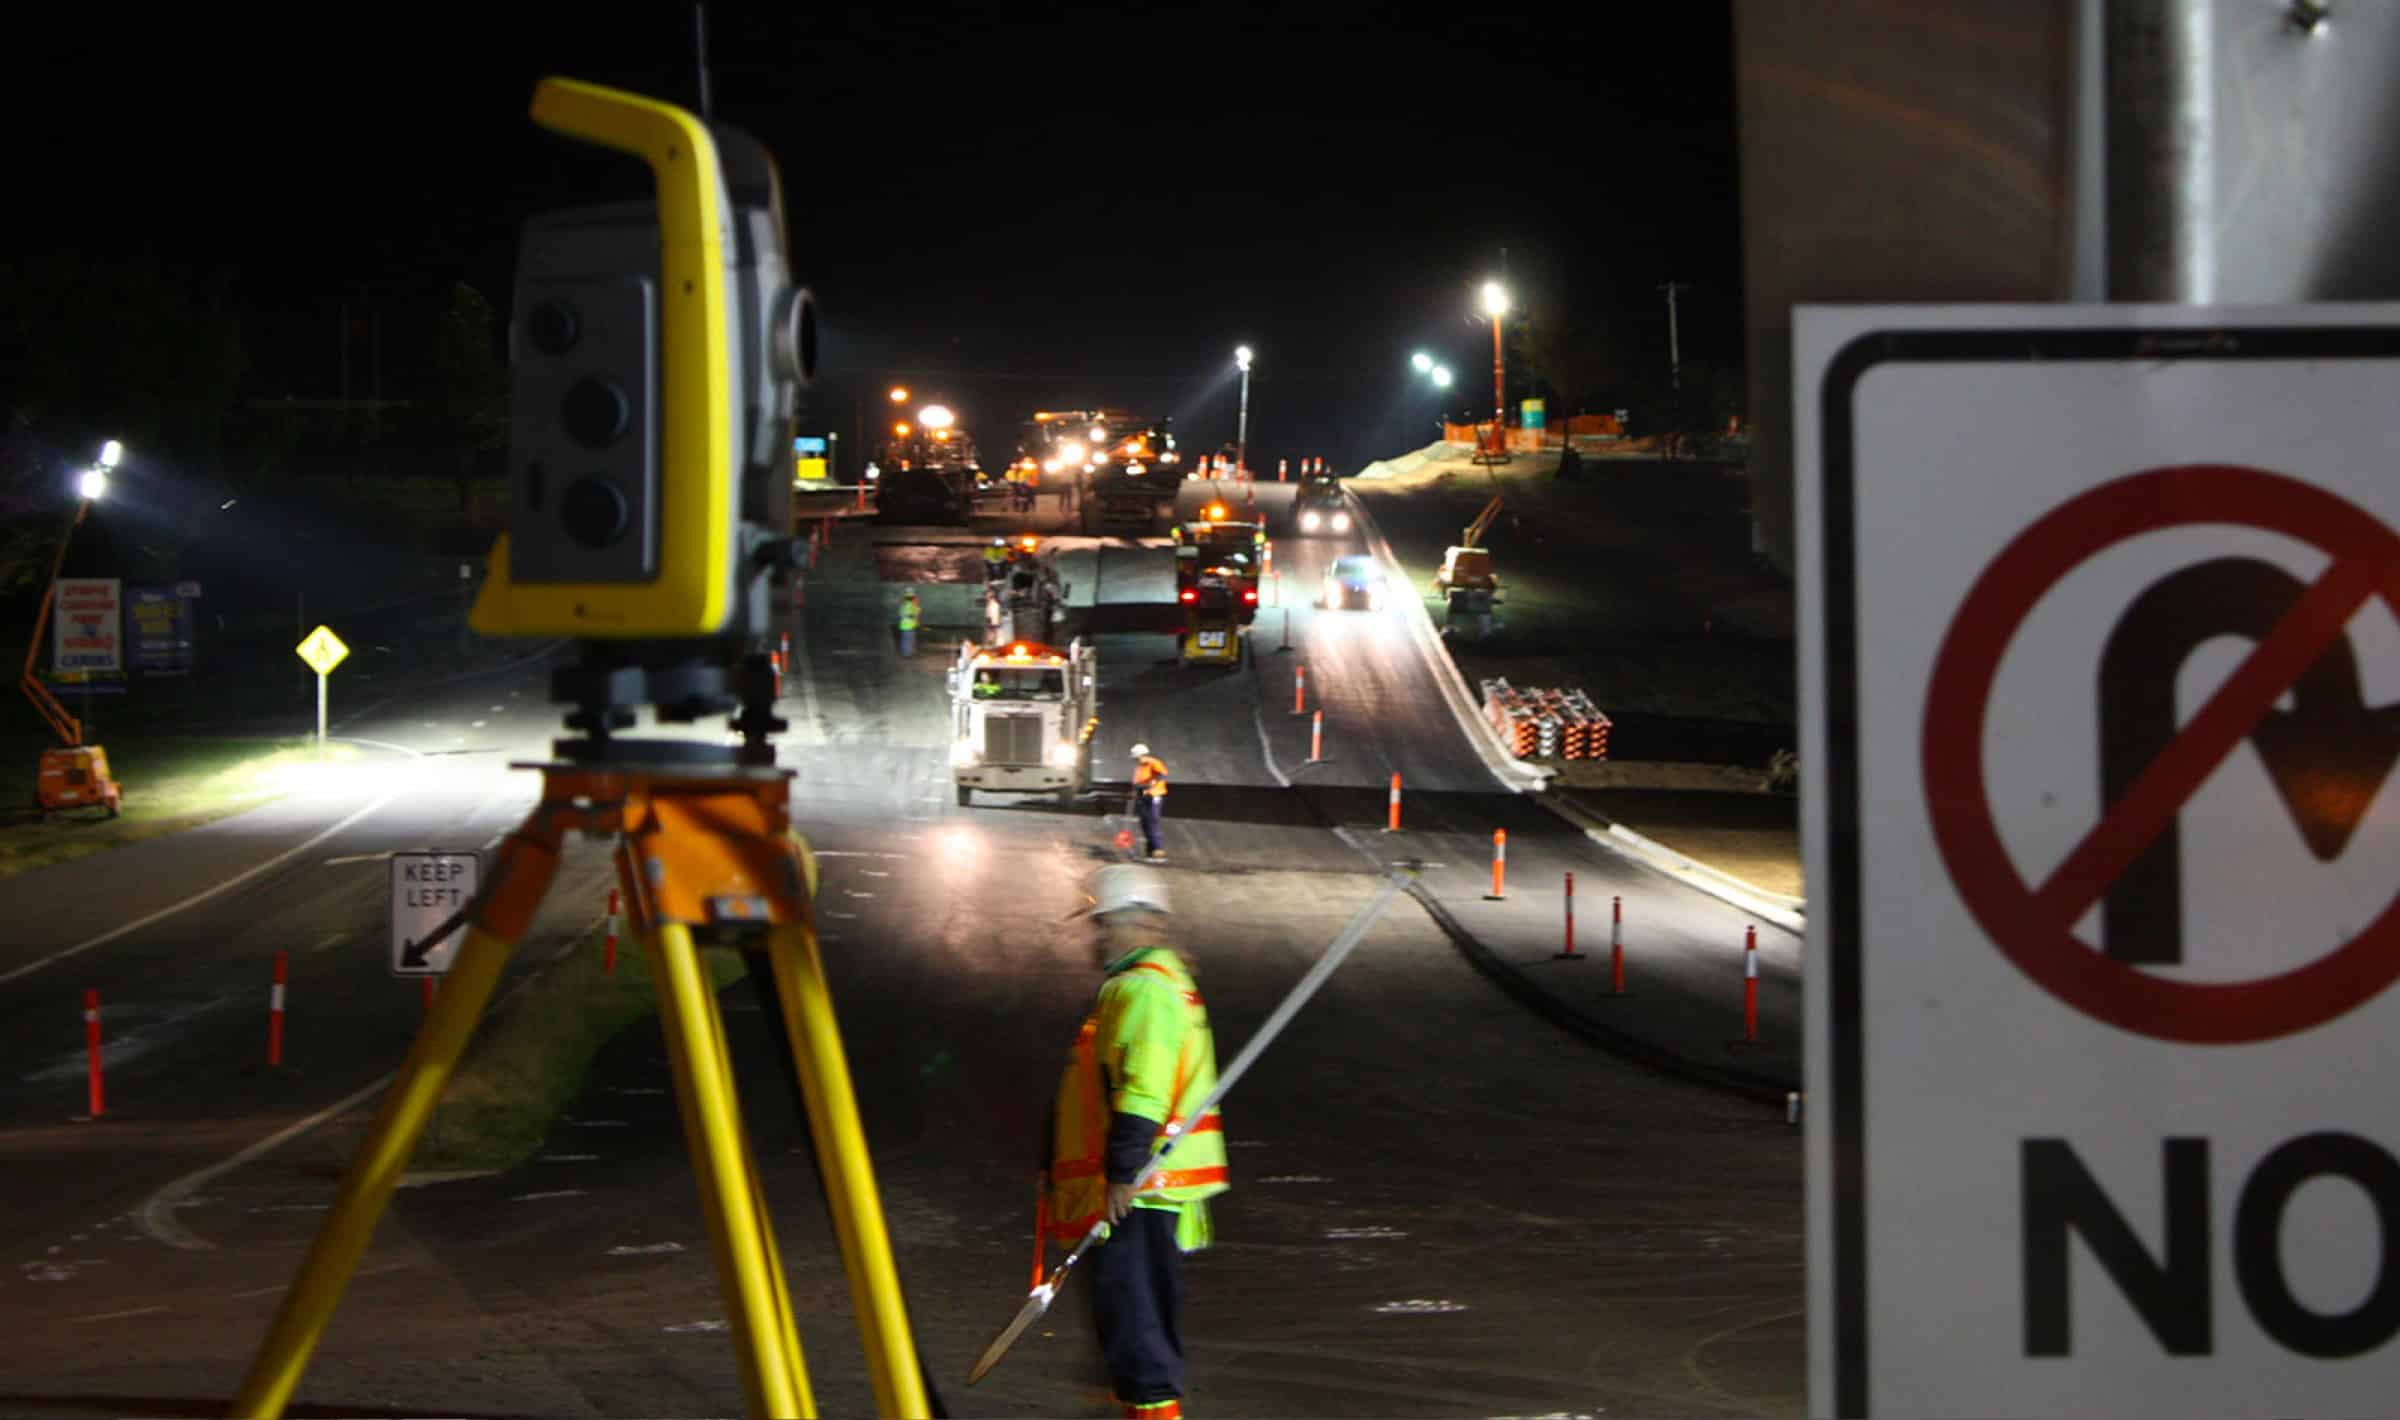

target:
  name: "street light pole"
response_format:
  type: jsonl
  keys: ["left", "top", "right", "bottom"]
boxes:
{"left": 1234, "top": 346, "right": 1254, "bottom": 478}
{"left": 1661, "top": 280, "right": 1688, "bottom": 391}
{"left": 1479, "top": 280, "right": 1511, "bottom": 457}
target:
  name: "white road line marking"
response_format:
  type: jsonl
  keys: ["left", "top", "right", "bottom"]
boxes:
{"left": 3, "top": 792, "right": 405, "bottom": 988}
{"left": 320, "top": 852, "right": 392, "bottom": 866}
{"left": 138, "top": 1070, "right": 394, "bottom": 1251}
{"left": 310, "top": 933, "right": 347, "bottom": 954}
{"left": 327, "top": 736, "right": 425, "bottom": 758}
{"left": 608, "top": 1241, "right": 687, "bottom": 1256}
{"left": 511, "top": 1190, "right": 586, "bottom": 1202}
{"left": 72, "top": 1305, "right": 167, "bottom": 1323}
{"left": 470, "top": 719, "right": 487, "bottom": 729}
{"left": 539, "top": 1154, "right": 600, "bottom": 1163}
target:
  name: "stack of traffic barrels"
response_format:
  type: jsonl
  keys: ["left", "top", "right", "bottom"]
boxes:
{"left": 1480, "top": 679, "right": 1611, "bottom": 761}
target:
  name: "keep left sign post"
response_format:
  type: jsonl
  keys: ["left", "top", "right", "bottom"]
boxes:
{"left": 1800, "top": 306, "right": 2400, "bottom": 1417}
{"left": 391, "top": 852, "right": 479, "bottom": 978}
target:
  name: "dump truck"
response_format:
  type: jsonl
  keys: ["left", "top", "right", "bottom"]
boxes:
{"left": 1172, "top": 500, "right": 1268, "bottom": 625}
{"left": 948, "top": 638, "right": 1099, "bottom": 807}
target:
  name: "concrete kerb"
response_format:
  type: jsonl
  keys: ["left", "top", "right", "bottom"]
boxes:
{"left": 1536, "top": 789, "right": 1806, "bottom": 938}
{"left": 1247, "top": 652, "right": 1793, "bottom": 1105}
{"left": 1340, "top": 491, "right": 1550, "bottom": 795}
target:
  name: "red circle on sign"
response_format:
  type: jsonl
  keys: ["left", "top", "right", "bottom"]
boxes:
{"left": 1923, "top": 465, "right": 2400, "bottom": 1043}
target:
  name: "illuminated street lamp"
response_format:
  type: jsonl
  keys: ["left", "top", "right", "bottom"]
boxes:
{"left": 1410, "top": 351, "right": 1434, "bottom": 374}
{"left": 23, "top": 439, "right": 126, "bottom": 817}
{"left": 917, "top": 404, "right": 955, "bottom": 431}
{"left": 1479, "top": 279, "right": 1510, "bottom": 438}
{"left": 1432, "top": 365, "right": 1453, "bottom": 388}
{"left": 888, "top": 386, "right": 910, "bottom": 404}
{"left": 1234, "top": 345, "right": 1254, "bottom": 478}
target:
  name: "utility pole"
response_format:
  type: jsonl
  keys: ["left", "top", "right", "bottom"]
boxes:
{"left": 1661, "top": 281, "right": 1689, "bottom": 391}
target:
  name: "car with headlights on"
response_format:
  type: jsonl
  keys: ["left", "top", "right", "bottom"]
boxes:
{"left": 1319, "top": 553, "right": 1386, "bottom": 610}
{"left": 1293, "top": 476, "right": 1349, "bottom": 535}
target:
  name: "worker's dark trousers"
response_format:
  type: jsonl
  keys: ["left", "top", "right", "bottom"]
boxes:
{"left": 1136, "top": 796, "right": 1163, "bottom": 855}
{"left": 1090, "top": 1205, "right": 1185, "bottom": 1405}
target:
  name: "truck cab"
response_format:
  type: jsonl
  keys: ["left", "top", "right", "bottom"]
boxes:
{"left": 948, "top": 639, "right": 1098, "bottom": 807}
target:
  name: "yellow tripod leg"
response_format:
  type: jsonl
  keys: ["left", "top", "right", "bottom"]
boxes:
{"left": 767, "top": 915, "right": 931, "bottom": 1418}
{"left": 652, "top": 921, "right": 809, "bottom": 1419}
{"left": 691, "top": 932, "right": 812, "bottom": 1407}
{"left": 230, "top": 921, "right": 521, "bottom": 1418}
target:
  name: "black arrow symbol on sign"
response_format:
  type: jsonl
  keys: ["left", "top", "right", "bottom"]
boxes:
{"left": 2098, "top": 556, "right": 2400, "bottom": 964}
{"left": 400, "top": 904, "right": 471, "bottom": 970}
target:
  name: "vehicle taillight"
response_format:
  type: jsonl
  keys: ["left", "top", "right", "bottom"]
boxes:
{"left": 1241, "top": 588, "right": 1257, "bottom": 603}
{"left": 1179, "top": 589, "right": 1197, "bottom": 603}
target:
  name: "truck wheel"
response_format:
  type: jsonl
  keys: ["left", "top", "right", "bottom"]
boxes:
{"left": 955, "top": 786, "right": 972, "bottom": 807}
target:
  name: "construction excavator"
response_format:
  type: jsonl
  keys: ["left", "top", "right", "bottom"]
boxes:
{"left": 1431, "top": 495, "right": 1505, "bottom": 637}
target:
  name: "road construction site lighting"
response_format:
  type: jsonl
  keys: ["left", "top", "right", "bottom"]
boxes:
{"left": 78, "top": 467, "right": 109, "bottom": 502}
{"left": 1480, "top": 280, "right": 1510, "bottom": 318}
{"left": 889, "top": 386, "right": 910, "bottom": 403}
{"left": 894, "top": 422, "right": 911, "bottom": 436}
{"left": 1432, "top": 366, "right": 1453, "bottom": 388}
{"left": 1410, "top": 351, "right": 1433, "bottom": 373}
{"left": 97, "top": 440, "right": 123, "bottom": 469}
{"left": 919, "top": 404, "right": 956, "bottom": 430}
{"left": 1234, "top": 345, "right": 1254, "bottom": 476}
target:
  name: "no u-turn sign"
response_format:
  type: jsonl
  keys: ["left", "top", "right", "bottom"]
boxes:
{"left": 1800, "top": 308, "right": 2400, "bottom": 1418}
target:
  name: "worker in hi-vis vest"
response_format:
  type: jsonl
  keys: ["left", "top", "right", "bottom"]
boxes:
{"left": 896, "top": 589, "right": 921, "bottom": 657}
{"left": 1046, "top": 864, "right": 1225, "bottom": 1420}
{"left": 1129, "top": 744, "right": 1168, "bottom": 861}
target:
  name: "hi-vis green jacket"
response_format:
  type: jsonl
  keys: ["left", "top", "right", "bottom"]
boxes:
{"left": 1049, "top": 946, "right": 1226, "bottom": 1246}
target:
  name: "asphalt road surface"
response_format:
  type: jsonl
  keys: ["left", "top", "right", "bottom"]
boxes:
{"left": 0, "top": 483, "right": 1802, "bottom": 1418}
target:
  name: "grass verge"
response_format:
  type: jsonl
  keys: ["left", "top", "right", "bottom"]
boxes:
{"left": 413, "top": 930, "right": 749, "bottom": 1173}
{"left": 0, "top": 735, "right": 333, "bottom": 880}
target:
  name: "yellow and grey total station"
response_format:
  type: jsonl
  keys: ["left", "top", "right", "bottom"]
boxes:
{"left": 472, "top": 73, "right": 816, "bottom": 757}
{"left": 233, "top": 80, "right": 935, "bottom": 1420}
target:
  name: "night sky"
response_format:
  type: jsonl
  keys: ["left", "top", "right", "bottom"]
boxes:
{"left": 17, "top": 4, "right": 1741, "bottom": 471}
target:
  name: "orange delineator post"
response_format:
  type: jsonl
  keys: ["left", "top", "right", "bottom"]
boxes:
{"left": 1309, "top": 710, "right": 1323, "bottom": 763}
{"left": 1386, "top": 773, "right": 1402, "bottom": 832}
{"left": 1612, "top": 896, "right": 1625, "bottom": 994}
{"left": 1294, "top": 665, "right": 1306, "bottom": 715}
{"left": 1277, "top": 458, "right": 1287, "bottom": 482}
{"left": 269, "top": 952, "right": 289, "bottom": 1067}
{"left": 1743, "top": 925, "right": 1759, "bottom": 1042}
{"left": 1485, "top": 829, "right": 1506, "bottom": 899}
{"left": 604, "top": 888, "right": 620, "bottom": 975}
{"left": 83, "top": 988, "right": 103, "bottom": 1118}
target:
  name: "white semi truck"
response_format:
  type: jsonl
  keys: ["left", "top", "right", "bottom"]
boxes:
{"left": 947, "top": 638, "right": 1098, "bottom": 807}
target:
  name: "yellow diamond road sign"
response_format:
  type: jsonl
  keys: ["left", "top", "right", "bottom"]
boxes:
{"left": 296, "top": 624, "right": 349, "bottom": 676}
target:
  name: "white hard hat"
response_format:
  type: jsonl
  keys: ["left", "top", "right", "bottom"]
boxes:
{"left": 1088, "top": 864, "right": 1171, "bottom": 919}
{"left": 1129, "top": 743, "right": 1151, "bottom": 758}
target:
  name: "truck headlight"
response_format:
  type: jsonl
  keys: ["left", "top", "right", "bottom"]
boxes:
{"left": 1332, "top": 511, "right": 1351, "bottom": 532}
{"left": 1300, "top": 510, "right": 1321, "bottom": 531}
{"left": 1049, "top": 742, "right": 1079, "bottom": 768}
{"left": 950, "top": 742, "right": 979, "bottom": 767}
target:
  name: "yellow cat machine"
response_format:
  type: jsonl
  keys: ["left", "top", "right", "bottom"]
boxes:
{"left": 1177, "top": 598, "right": 1244, "bottom": 666}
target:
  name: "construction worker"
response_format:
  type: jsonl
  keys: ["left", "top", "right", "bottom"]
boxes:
{"left": 985, "top": 537, "right": 1010, "bottom": 582}
{"left": 1128, "top": 744, "right": 1168, "bottom": 861}
{"left": 896, "top": 589, "right": 921, "bottom": 657}
{"left": 1048, "top": 864, "right": 1226, "bottom": 1420}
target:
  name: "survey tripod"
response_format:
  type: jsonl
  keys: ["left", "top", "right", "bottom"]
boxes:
{"left": 232, "top": 648, "right": 932, "bottom": 1419}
